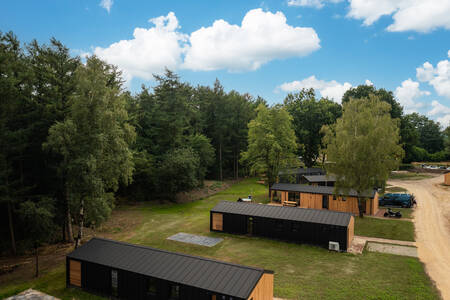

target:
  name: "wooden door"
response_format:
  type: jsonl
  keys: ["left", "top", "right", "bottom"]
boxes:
{"left": 69, "top": 259, "right": 81, "bottom": 287}
{"left": 212, "top": 213, "right": 223, "bottom": 231}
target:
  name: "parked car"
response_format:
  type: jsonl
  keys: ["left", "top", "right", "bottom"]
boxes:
{"left": 379, "top": 193, "right": 415, "bottom": 208}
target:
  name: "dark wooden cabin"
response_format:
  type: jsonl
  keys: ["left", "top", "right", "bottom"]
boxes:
{"left": 278, "top": 168, "right": 326, "bottom": 184}
{"left": 67, "top": 237, "right": 274, "bottom": 300}
{"left": 302, "top": 175, "right": 336, "bottom": 187}
{"left": 270, "top": 183, "right": 379, "bottom": 216}
{"left": 211, "top": 201, "right": 354, "bottom": 252}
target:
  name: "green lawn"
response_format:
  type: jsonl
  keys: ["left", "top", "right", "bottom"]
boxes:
{"left": 385, "top": 186, "right": 409, "bottom": 193}
{"left": 0, "top": 178, "right": 438, "bottom": 300}
{"left": 355, "top": 217, "right": 415, "bottom": 241}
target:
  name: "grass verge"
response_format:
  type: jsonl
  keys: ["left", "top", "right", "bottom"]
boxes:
{"left": 355, "top": 217, "right": 415, "bottom": 241}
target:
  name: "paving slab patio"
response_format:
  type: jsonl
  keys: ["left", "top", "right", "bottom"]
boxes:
{"left": 167, "top": 232, "right": 223, "bottom": 247}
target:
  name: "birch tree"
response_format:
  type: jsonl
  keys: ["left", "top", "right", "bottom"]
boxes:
{"left": 323, "top": 95, "right": 404, "bottom": 217}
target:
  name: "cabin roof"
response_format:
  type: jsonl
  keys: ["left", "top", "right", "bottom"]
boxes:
{"left": 278, "top": 167, "right": 325, "bottom": 176}
{"left": 211, "top": 201, "right": 352, "bottom": 227}
{"left": 67, "top": 237, "right": 271, "bottom": 299}
{"left": 270, "top": 183, "right": 376, "bottom": 198}
{"left": 302, "top": 175, "right": 336, "bottom": 183}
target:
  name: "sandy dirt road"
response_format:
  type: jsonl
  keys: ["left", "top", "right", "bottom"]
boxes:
{"left": 389, "top": 175, "right": 450, "bottom": 299}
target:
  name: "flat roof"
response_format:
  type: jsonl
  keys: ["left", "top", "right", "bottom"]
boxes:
{"left": 67, "top": 237, "right": 271, "bottom": 299}
{"left": 211, "top": 201, "right": 352, "bottom": 227}
{"left": 270, "top": 183, "right": 376, "bottom": 198}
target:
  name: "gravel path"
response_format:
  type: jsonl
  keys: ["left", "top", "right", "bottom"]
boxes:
{"left": 390, "top": 174, "right": 450, "bottom": 299}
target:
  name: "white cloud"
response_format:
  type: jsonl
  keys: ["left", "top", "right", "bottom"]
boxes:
{"left": 394, "top": 79, "right": 430, "bottom": 113}
{"left": 100, "top": 0, "right": 113, "bottom": 13}
{"left": 416, "top": 51, "right": 450, "bottom": 98}
{"left": 346, "top": 0, "right": 450, "bottom": 33}
{"left": 428, "top": 100, "right": 450, "bottom": 127}
{"left": 183, "top": 9, "right": 320, "bottom": 71}
{"left": 437, "top": 114, "right": 450, "bottom": 127}
{"left": 365, "top": 79, "right": 373, "bottom": 86}
{"left": 287, "top": 0, "right": 342, "bottom": 9}
{"left": 278, "top": 75, "right": 352, "bottom": 102}
{"left": 94, "top": 12, "right": 188, "bottom": 82}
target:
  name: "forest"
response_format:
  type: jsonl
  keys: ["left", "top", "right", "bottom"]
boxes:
{"left": 1, "top": 32, "right": 450, "bottom": 254}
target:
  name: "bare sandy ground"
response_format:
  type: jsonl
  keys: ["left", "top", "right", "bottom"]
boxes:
{"left": 390, "top": 174, "right": 450, "bottom": 299}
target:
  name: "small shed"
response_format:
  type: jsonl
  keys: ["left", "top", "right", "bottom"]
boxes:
{"left": 270, "top": 183, "right": 378, "bottom": 216}
{"left": 211, "top": 201, "right": 354, "bottom": 251}
{"left": 445, "top": 172, "right": 450, "bottom": 185}
{"left": 67, "top": 237, "right": 274, "bottom": 300}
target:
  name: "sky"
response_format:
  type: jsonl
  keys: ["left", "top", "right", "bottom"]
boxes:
{"left": 2, "top": 0, "right": 450, "bottom": 127}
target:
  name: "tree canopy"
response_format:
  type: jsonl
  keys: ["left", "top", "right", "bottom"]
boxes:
{"left": 241, "top": 104, "right": 298, "bottom": 188}
{"left": 323, "top": 95, "right": 404, "bottom": 216}
{"left": 284, "top": 88, "right": 342, "bottom": 167}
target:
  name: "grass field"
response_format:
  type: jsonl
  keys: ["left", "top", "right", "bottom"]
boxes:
{"left": 355, "top": 217, "right": 415, "bottom": 241}
{"left": 389, "top": 172, "right": 434, "bottom": 180}
{"left": 0, "top": 178, "right": 438, "bottom": 299}
{"left": 385, "top": 186, "right": 409, "bottom": 193}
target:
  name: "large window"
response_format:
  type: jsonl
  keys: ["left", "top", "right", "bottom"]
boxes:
{"left": 288, "top": 192, "right": 300, "bottom": 204}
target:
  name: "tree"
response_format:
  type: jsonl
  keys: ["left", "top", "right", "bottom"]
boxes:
{"left": 45, "top": 56, "right": 135, "bottom": 247}
{"left": 444, "top": 126, "right": 450, "bottom": 154}
{"left": 28, "top": 38, "right": 80, "bottom": 243}
{"left": 323, "top": 95, "right": 404, "bottom": 217}
{"left": 284, "top": 88, "right": 342, "bottom": 167}
{"left": 0, "top": 31, "right": 33, "bottom": 255}
{"left": 403, "top": 113, "right": 444, "bottom": 155}
{"left": 158, "top": 147, "right": 200, "bottom": 198}
{"left": 187, "top": 134, "right": 215, "bottom": 183}
{"left": 342, "top": 84, "right": 403, "bottom": 119}
{"left": 241, "top": 104, "right": 297, "bottom": 191}
{"left": 18, "top": 197, "right": 55, "bottom": 277}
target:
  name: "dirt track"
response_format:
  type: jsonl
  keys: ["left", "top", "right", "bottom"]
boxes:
{"left": 390, "top": 175, "right": 450, "bottom": 299}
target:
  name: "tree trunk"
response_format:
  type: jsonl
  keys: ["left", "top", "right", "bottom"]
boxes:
{"left": 219, "top": 141, "right": 223, "bottom": 181}
{"left": 7, "top": 201, "right": 16, "bottom": 255}
{"left": 65, "top": 187, "right": 74, "bottom": 243}
{"left": 35, "top": 245, "right": 39, "bottom": 278}
{"left": 75, "top": 199, "right": 84, "bottom": 248}
{"left": 62, "top": 219, "right": 67, "bottom": 241}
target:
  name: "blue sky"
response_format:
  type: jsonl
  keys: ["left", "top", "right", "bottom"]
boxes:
{"left": 2, "top": 0, "right": 450, "bottom": 126}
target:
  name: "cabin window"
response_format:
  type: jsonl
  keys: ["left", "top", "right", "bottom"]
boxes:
{"left": 169, "top": 285, "right": 179, "bottom": 299}
{"left": 147, "top": 277, "right": 157, "bottom": 296}
{"left": 322, "top": 195, "right": 328, "bottom": 209}
{"left": 288, "top": 192, "right": 300, "bottom": 204}
{"left": 333, "top": 195, "right": 337, "bottom": 200}
{"left": 111, "top": 270, "right": 118, "bottom": 296}
{"left": 342, "top": 197, "right": 347, "bottom": 202}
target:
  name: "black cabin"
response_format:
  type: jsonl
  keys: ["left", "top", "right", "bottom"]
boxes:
{"left": 211, "top": 201, "right": 354, "bottom": 252}
{"left": 66, "top": 237, "right": 274, "bottom": 300}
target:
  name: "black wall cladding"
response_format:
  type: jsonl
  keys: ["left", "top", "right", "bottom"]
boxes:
{"left": 211, "top": 201, "right": 351, "bottom": 251}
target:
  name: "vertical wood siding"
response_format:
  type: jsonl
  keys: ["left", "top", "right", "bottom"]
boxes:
{"left": 445, "top": 173, "right": 450, "bottom": 185}
{"left": 246, "top": 273, "right": 274, "bottom": 300}
{"left": 69, "top": 259, "right": 81, "bottom": 287}
{"left": 347, "top": 216, "right": 354, "bottom": 249}
{"left": 212, "top": 213, "right": 223, "bottom": 231}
